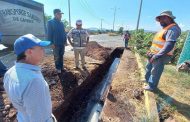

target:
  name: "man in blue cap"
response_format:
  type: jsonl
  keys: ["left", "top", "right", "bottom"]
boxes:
{"left": 0, "top": 32, "right": 7, "bottom": 77}
{"left": 3, "top": 34, "right": 57, "bottom": 122}
{"left": 47, "top": 9, "right": 67, "bottom": 73}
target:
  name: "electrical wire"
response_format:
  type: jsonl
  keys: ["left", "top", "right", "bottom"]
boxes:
{"left": 79, "top": 0, "right": 112, "bottom": 26}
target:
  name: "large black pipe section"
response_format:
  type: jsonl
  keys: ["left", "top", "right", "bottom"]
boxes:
{"left": 81, "top": 58, "right": 120, "bottom": 122}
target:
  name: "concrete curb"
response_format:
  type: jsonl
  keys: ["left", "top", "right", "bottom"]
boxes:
{"left": 135, "top": 52, "right": 160, "bottom": 122}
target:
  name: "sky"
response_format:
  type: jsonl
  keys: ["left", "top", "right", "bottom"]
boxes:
{"left": 35, "top": 0, "right": 190, "bottom": 31}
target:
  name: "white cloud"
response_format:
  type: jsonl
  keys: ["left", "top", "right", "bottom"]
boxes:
{"left": 179, "top": 23, "right": 185, "bottom": 28}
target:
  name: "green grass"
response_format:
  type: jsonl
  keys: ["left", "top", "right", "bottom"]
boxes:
{"left": 140, "top": 55, "right": 190, "bottom": 88}
{"left": 139, "top": 55, "right": 190, "bottom": 121}
{"left": 164, "top": 65, "right": 190, "bottom": 89}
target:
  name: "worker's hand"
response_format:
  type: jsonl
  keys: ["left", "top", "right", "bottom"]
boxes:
{"left": 146, "top": 52, "right": 154, "bottom": 63}
{"left": 149, "top": 54, "right": 159, "bottom": 63}
{"left": 51, "top": 44, "right": 55, "bottom": 49}
{"left": 146, "top": 52, "right": 154, "bottom": 59}
{"left": 149, "top": 56, "right": 154, "bottom": 63}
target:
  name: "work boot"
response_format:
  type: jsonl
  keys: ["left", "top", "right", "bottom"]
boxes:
{"left": 143, "top": 85, "right": 153, "bottom": 91}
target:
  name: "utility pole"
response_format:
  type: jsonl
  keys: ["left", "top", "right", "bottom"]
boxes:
{"left": 68, "top": 0, "right": 71, "bottom": 27}
{"left": 101, "top": 19, "right": 103, "bottom": 31}
{"left": 136, "top": 0, "right": 143, "bottom": 31}
{"left": 113, "top": 7, "right": 116, "bottom": 31}
{"left": 111, "top": 7, "right": 119, "bottom": 31}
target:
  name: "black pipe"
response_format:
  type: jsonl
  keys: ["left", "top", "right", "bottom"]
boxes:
{"left": 82, "top": 58, "right": 120, "bottom": 122}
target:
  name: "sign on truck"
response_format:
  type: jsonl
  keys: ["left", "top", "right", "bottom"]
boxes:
{"left": 0, "top": 0, "right": 46, "bottom": 46}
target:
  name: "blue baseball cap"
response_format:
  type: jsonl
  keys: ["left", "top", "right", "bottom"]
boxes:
{"left": 14, "top": 34, "right": 50, "bottom": 55}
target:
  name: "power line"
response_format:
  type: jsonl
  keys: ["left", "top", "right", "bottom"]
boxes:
{"left": 77, "top": 0, "right": 113, "bottom": 28}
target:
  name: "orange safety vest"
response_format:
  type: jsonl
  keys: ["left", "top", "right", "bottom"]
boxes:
{"left": 150, "top": 23, "right": 176, "bottom": 55}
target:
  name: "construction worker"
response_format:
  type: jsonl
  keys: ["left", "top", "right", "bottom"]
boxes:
{"left": 144, "top": 10, "right": 181, "bottom": 91}
{"left": 0, "top": 32, "right": 7, "bottom": 77}
{"left": 47, "top": 9, "right": 67, "bottom": 73}
{"left": 3, "top": 34, "right": 57, "bottom": 122}
{"left": 67, "top": 20, "right": 89, "bottom": 69}
{"left": 123, "top": 30, "right": 131, "bottom": 48}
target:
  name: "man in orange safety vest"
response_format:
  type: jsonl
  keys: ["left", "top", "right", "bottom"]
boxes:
{"left": 144, "top": 10, "right": 181, "bottom": 91}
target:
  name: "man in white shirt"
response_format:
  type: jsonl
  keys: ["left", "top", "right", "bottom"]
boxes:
{"left": 3, "top": 34, "right": 57, "bottom": 122}
{"left": 67, "top": 20, "right": 89, "bottom": 69}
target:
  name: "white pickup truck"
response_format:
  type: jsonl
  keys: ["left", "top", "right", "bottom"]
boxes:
{"left": 0, "top": 0, "right": 46, "bottom": 46}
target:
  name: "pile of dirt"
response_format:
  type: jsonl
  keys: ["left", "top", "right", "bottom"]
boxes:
{"left": 101, "top": 49, "right": 146, "bottom": 122}
{"left": 0, "top": 78, "right": 17, "bottom": 122}
{"left": 85, "top": 41, "right": 111, "bottom": 61}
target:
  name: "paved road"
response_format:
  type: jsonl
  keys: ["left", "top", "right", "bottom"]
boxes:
{"left": 0, "top": 34, "right": 124, "bottom": 68}
{"left": 90, "top": 34, "right": 124, "bottom": 47}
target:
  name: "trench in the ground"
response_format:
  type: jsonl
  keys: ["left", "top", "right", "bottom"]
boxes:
{"left": 54, "top": 47, "right": 124, "bottom": 122}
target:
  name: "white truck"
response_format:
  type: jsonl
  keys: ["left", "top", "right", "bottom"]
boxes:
{"left": 0, "top": 0, "right": 46, "bottom": 46}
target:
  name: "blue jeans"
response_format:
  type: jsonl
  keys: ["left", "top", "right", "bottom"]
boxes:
{"left": 125, "top": 40, "right": 128, "bottom": 48}
{"left": 145, "top": 55, "right": 171, "bottom": 90}
{"left": 0, "top": 60, "right": 7, "bottom": 77}
{"left": 53, "top": 46, "right": 65, "bottom": 70}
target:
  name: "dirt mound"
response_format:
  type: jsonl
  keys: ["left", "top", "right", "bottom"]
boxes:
{"left": 85, "top": 41, "right": 111, "bottom": 61}
{"left": 0, "top": 78, "right": 17, "bottom": 121}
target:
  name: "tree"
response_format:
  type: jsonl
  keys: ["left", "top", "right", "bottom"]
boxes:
{"left": 62, "top": 19, "right": 72, "bottom": 32}
{"left": 118, "top": 27, "right": 124, "bottom": 34}
{"left": 44, "top": 13, "right": 52, "bottom": 24}
{"left": 62, "top": 19, "right": 69, "bottom": 28}
{"left": 44, "top": 13, "right": 70, "bottom": 32}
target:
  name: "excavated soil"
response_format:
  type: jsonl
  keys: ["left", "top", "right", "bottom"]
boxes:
{"left": 0, "top": 41, "right": 146, "bottom": 122}
{"left": 0, "top": 42, "right": 111, "bottom": 121}
{"left": 101, "top": 49, "right": 146, "bottom": 122}
{"left": 85, "top": 41, "right": 112, "bottom": 61}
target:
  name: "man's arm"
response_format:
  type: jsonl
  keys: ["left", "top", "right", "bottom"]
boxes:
{"left": 67, "top": 29, "right": 74, "bottom": 46}
{"left": 47, "top": 21, "right": 54, "bottom": 45}
{"left": 85, "top": 30, "right": 89, "bottom": 43}
{"left": 152, "top": 41, "right": 176, "bottom": 60}
{"left": 62, "top": 24, "right": 67, "bottom": 43}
